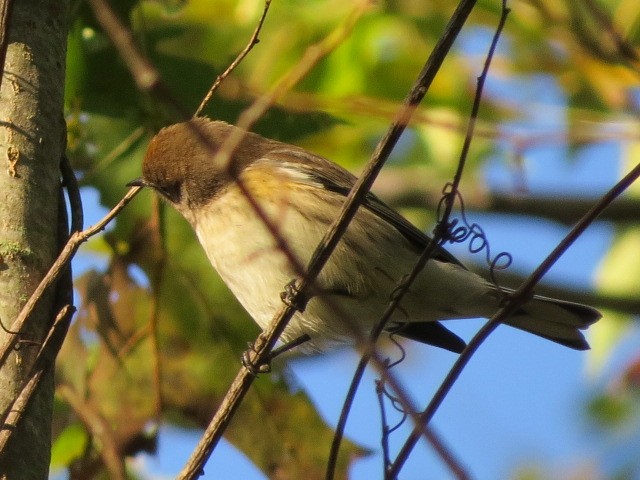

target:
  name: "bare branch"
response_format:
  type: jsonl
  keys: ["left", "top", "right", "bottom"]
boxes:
{"left": 57, "top": 384, "right": 126, "bottom": 480}
{"left": 438, "top": 2, "right": 510, "bottom": 226}
{"left": 87, "top": 0, "right": 158, "bottom": 92}
{"left": 194, "top": 0, "right": 273, "bottom": 117}
{"left": 0, "top": 304, "right": 75, "bottom": 455}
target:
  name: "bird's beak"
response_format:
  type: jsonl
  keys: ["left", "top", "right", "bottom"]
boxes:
{"left": 126, "top": 177, "right": 147, "bottom": 188}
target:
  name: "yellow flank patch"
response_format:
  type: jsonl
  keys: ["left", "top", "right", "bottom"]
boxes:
{"left": 237, "top": 163, "right": 316, "bottom": 204}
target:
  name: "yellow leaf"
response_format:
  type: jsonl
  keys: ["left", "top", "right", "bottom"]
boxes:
{"left": 596, "top": 229, "right": 640, "bottom": 296}
{"left": 586, "top": 310, "right": 631, "bottom": 376}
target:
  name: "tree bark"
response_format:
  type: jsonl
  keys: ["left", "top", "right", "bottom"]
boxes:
{"left": 0, "top": 0, "right": 69, "bottom": 478}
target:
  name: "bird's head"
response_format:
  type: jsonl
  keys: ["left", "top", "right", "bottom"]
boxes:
{"left": 128, "top": 118, "right": 272, "bottom": 212}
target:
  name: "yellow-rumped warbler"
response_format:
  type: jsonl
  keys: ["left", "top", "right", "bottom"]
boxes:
{"left": 129, "top": 118, "right": 601, "bottom": 354}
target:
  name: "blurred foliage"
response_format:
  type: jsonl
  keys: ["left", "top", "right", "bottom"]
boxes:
{"left": 53, "top": 0, "right": 640, "bottom": 478}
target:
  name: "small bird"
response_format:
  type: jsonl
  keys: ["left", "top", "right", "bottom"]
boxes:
{"left": 129, "top": 118, "right": 601, "bottom": 354}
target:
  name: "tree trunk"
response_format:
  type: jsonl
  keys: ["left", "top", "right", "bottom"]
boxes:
{"left": 0, "top": 0, "right": 69, "bottom": 478}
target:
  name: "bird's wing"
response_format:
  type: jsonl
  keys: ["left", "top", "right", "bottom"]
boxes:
{"left": 257, "top": 148, "right": 468, "bottom": 354}
{"left": 265, "top": 147, "right": 465, "bottom": 267}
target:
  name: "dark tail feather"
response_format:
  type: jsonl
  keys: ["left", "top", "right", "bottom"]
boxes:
{"left": 504, "top": 295, "right": 602, "bottom": 350}
{"left": 390, "top": 321, "right": 467, "bottom": 353}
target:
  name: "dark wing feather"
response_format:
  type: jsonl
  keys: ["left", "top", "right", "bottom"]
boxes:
{"left": 360, "top": 192, "right": 464, "bottom": 266}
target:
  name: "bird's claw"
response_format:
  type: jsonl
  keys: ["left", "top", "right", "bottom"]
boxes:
{"left": 241, "top": 342, "right": 271, "bottom": 375}
{"left": 280, "top": 279, "right": 307, "bottom": 312}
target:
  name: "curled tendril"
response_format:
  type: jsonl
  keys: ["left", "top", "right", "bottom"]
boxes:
{"left": 0, "top": 315, "right": 20, "bottom": 335}
{"left": 0, "top": 316, "right": 42, "bottom": 351}
{"left": 374, "top": 183, "right": 514, "bottom": 452}
{"left": 385, "top": 329, "right": 407, "bottom": 369}
{"left": 383, "top": 391, "right": 407, "bottom": 435}
{"left": 436, "top": 182, "right": 512, "bottom": 294}
{"left": 375, "top": 331, "right": 408, "bottom": 442}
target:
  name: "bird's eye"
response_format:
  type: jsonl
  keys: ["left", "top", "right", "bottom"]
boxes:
{"left": 157, "top": 182, "right": 182, "bottom": 203}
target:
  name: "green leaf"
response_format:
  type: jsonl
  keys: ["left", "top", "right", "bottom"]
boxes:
{"left": 50, "top": 423, "right": 88, "bottom": 469}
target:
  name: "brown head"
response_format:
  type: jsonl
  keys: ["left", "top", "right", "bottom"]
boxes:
{"left": 129, "top": 117, "right": 282, "bottom": 209}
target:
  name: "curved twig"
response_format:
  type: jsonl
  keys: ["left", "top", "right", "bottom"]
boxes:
{"left": 60, "top": 154, "right": 84, "bottom": 234}
{"left": 194, "top": 0, "right": 273, "bottom": 117}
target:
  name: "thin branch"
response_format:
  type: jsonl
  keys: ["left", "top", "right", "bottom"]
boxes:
{"left": 0, "top": 187, "right": 141, "bottom": 369}
{"left": 375, "top": 378, "right": 394, "bottom": 475}
{"left": 301, "top": 0, "right": 474, "bottom": 297}
{"left": 57, "top": 384, "right": 126, "bottom": 480}
{"left": 177, "top": 4, "right": 373, "bottom": 477}
{"left": 582, "top": 0, "right": 640, "bottom": 69}
{"left": 327, "top": 0, "right": 499, "bottom": 476}
{"left": 87, "top": 0, "right": 191, "bottom": 120}
{"left": 422, "top": 427, "right": 470, "bottom": 480}
{"left": 0, "top": 304, "right": 75, "bottom": 455}
{"left": 438, "top": 2, "right": 509, "bottom": 226}
{"left": 60, "top": 154, "right": 84, "bottom": 233}
{"left": 87, "top": 0, "right": 158, "bottom": 93}
{"left": 387, "top": 160, "right": 640, "bottom": 477}
{"left": 194, "top": 0, "right": 272, "bottom": 117}
{"left": 82, "top": 126, "right": 146, "bottom": 182}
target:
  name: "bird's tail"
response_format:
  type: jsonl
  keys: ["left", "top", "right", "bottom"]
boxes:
{"left": 503, "top": 294, "right": 601, "bottom": 350}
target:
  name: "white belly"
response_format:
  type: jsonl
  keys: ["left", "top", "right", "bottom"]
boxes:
{"left": 187, "top": 179, "right": 494, "bottom": 352}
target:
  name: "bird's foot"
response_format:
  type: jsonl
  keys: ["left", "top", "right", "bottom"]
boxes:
{"left": 241, "top": 334, "right": 311, "bottom": 375}
{"left": 280, "top": 279, "right": 307, "bottom": 312}
{"left": 241, "top": 343, "right": 272, "bottom": 375}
